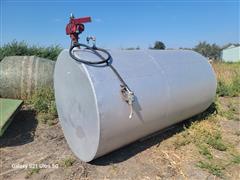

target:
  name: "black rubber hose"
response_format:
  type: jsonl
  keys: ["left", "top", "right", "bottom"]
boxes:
{"left": 69, "top": 42, "right": 131, "bottom": 90}
{"left": 69, "top": 43, "right": 111, "bottom": 65}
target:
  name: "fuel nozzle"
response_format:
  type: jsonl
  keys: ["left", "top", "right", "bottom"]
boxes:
{"left": 120, "top": 85, "right": 135, "bottom": 119}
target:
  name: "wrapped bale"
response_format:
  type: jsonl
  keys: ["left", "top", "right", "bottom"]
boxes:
{"left": 0, "top": 56, "right": 55, "bottom": 99}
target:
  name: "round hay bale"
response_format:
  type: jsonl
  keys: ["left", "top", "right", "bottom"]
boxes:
{"left": 0, "top": 56, "right": 55, "bottom": 99}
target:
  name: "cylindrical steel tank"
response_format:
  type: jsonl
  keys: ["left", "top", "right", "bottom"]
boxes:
{"left": 0, "top": 56, "right": 55, "bottom": 99}
{"left": 54, "top": 49, "right": 217, "bottom": 162}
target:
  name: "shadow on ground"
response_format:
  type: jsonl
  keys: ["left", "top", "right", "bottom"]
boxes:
{"left": 91, "top": 102, "right": 217, "bottom": 165}
{"left": 0, "top": 109, "right": 38, "bottom": 147}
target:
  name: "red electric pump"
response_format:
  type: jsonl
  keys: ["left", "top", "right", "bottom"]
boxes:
{"left": 66, "top": 14, "right": 91, "bottom": 44}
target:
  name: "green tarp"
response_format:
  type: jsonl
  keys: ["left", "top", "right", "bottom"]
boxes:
{"left": 0, "top": 98, "right": 23, "bottom": 136}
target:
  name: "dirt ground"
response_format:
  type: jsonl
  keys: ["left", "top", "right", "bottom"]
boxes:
{"left": 0, "top": 97, "right": 239, "bottom": 180}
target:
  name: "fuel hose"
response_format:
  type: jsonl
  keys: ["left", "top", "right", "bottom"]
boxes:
{"left": 69, "top": 42, "right": 131, "bottom": 90}
{"left": 69, "top": 42, "right": 135, "bottom": 118}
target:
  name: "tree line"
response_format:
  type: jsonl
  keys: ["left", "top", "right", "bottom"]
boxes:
{"left": 0, "top": 40, "right": 62, "bottom": 61}
{"left": 1, "top": 40, "right": 239, "bottom": 61}
{"left": 127, "top": 41, "right": 239, "bottom": 61}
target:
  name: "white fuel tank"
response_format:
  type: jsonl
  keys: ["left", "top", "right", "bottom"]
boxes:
{"left": 54, "top": 49, "right": 217, "bottom": 162}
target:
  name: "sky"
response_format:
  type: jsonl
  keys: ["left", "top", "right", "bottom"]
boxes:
{"left": 1, "top": 0, "right": 239, "bottom": 49}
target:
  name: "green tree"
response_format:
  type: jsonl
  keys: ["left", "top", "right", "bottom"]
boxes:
{"left": 194, "top": 41, "right": 210, "bottom": 57}
{"left": 194, "top": 41, "right": 221, "bottom": 60}
{"left": 151, "top": 41, "right": 166, "bottom": 50}
{"left": 209, "top": 43, "right": 221, "bottom": 60}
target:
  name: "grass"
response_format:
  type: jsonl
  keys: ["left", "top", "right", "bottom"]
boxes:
{"left": 29, "top": 88, "right": 56, "bottom": 114}
{"left": 198, "top": 144, "right": 213, "bottom": 160}
{"left": 197, "top": 161, "right": 224, "bottom": 177}
{"left": 217, "top": 78, "right": 240, "bottom": 97}
{"left": 206, "top": 136, "right": 227, "bottom": 151}
{"left": 60, "top": 157, "right": 76, "bottom": 168}
{"left": 231, "top": 154, "right": 240, "bottom": 164}
{"left": 37, "top": 113, "right": 57, "bottom": 126}
{"left": 191, "top": 63, "right": 239, "bottom": 177}
{"left": 25, "top": 167, "right": 40, "bottom": 178}
{"left": 0, "top": 40, "right": 62, "bottom": 61}
{"left": 28, "top": 88, "right": 57, "bottom": 125}
{"left": 174, "top": 115, "right": 228, "bottom": 151}
{"left": 173, "top": 92, "right": 239, "bottom": 177}
{"left": 213, "top": 62, "right": 240, "bottom": 97}
{"left": 218, "top": 100, "right": 239, "bottom": 121}
{"left": 172, "top": 106, "right": 234, "bottom": 177}
{"left": 173, "top": 102, "right": 219, "bottom": 149}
